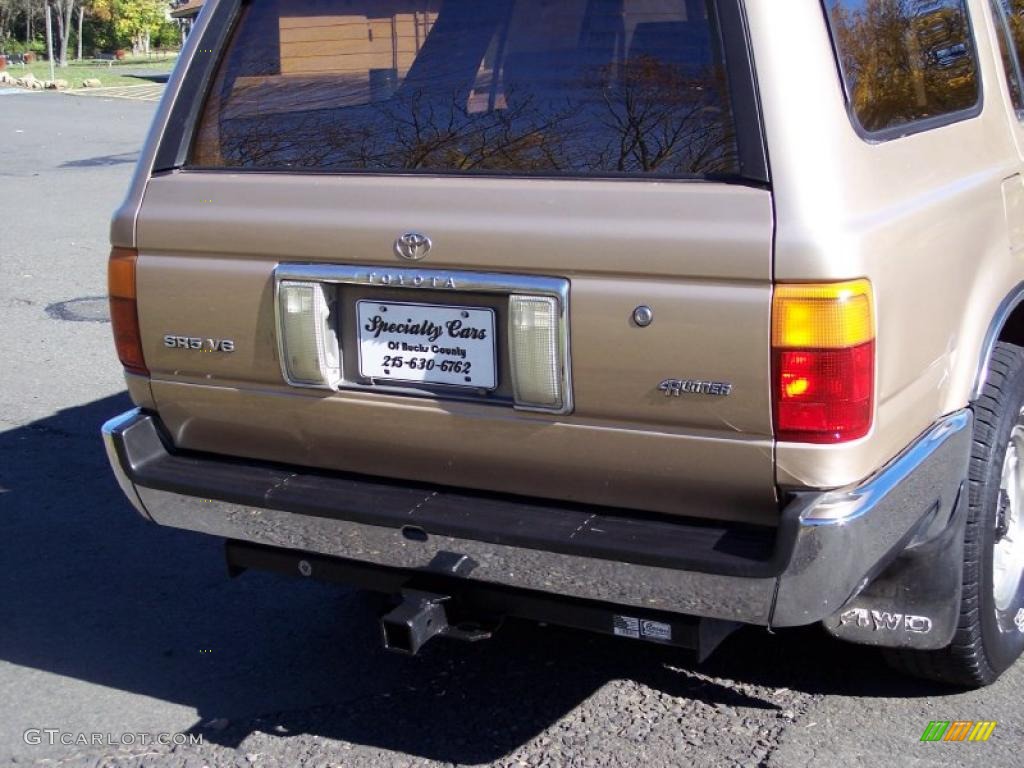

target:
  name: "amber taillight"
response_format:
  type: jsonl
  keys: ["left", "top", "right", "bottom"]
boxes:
{"left": 108, "top": 247, "right": 147, "bottom": 375}
{"left": 772, "top": 280, "right": 875, "bottom": 444}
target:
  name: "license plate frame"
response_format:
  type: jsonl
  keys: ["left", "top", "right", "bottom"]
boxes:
{"left": 356, "top": 300, "right": 498, "bottom": 390}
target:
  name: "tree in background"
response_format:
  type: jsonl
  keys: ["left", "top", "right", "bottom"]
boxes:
{"left": 0, "top": 0, "right": 14, "bottom": 45}
{"left": 0, "top": 0, "right": 41, "bottom": 50}
{"left": 0, "top": 0, "right": 174, "bottom": 57}
{"left": 51, "top": 0, "right": 76, "bottom": 65}
{"left": 25, "top": 0, "right": 46, "bottom": 51}
{"left": 0, "top": 0, "right": 107, "bottom": 57}
{"left": 92, "top": 0, "right": 166, "bottom": 55}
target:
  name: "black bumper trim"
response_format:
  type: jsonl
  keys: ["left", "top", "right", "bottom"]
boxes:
{"left": 111, "top": 410, "right": 782, "bottom": 578}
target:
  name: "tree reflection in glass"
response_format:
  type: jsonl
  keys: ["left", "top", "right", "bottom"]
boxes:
{"left": 192, "top": 0, "right": 740, "bottom": 178}
{"left": 825, "top": 0, "right": 979, "bottom": 133}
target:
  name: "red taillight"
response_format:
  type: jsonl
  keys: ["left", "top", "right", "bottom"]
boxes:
{"left": 774, "top": 342, "right": 874, "bottom": 443}
{"left": 772, "top": 281, "right": 875, "bottom": 444}
{"left": 108, "top": 247, "right": 148, "bottom": 376}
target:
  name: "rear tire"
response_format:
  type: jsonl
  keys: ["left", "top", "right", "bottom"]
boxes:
{"left": 885, "top": 342, "right": 1024, "bottom": 687}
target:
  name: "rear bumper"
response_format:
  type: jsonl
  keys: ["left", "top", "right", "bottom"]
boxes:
{"left": 102, "top": 408, "right": 971, "bottom": 627}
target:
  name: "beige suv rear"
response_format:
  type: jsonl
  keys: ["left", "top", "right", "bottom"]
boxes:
{"left": 103, "top": 0, "right": 1024, "bottom": 686}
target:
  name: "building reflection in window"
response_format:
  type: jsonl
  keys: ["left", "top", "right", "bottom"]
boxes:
{"left": 192, "top": 0, "right": 740, "bottom": 178}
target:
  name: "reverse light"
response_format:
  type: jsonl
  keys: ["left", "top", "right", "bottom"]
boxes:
{"left": 509, "top": 294, "right": 563, "bottom": 410}
{"left": 108, "top": 247, "right": 148, "bottom": 375}
{"left": 772, "top": 280, "right": 875, "bottom": 444}
{"left": 277, "top": 281, "right": 341, "bottom": 387}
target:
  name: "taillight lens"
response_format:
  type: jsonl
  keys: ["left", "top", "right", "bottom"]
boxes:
{"left": 108, "top": 247, "right": 147, "bottom": 376}
{"left": 772, "top": 280, "right": 874, "bottom": 443}
{"left": 508, "top": 295, "right": 563, "bottom": 410}
{"left": 277, "top": 281, "right": 341, "bottom": 387}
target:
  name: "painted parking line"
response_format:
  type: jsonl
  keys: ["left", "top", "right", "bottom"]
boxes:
{"left": 0, "top": 87, "right": 43, "bottom": 95}
{"left": 65, "top": 84, "right": 164, "bottom": 102}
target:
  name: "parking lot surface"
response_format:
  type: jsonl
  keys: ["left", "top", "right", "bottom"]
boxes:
{"left": 66, "top": 84, "right": 165, "bottom": 101}
{"left": 0, "top": 92, "right": 1021, "bottom": 768}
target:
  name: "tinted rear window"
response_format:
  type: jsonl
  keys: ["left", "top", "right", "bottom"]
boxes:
{"left": 190, "top": 0, "right": 741, "bottom": 178}
{"left": 823, "top": 0, "right": 980, "bottom": 136}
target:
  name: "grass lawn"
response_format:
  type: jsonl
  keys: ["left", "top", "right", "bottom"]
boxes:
{"left": 5, "top": 55, "right": 177, "bottom": 88}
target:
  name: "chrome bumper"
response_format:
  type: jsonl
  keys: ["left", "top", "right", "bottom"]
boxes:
{"left": 102, "top": 408, "right": 971, "bottom": 627}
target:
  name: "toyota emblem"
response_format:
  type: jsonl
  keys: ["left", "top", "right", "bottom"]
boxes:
{"left": 395, "top": 232, "right": 432, "bottom": 261}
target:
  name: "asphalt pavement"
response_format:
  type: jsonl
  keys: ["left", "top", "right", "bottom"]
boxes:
{"left": 0, "top": 90, "right": 1022, "bottom": 768}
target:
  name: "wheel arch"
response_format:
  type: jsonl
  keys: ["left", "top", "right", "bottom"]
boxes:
{"left": 973, "top": 281, "right": 1024, "bottom": 402}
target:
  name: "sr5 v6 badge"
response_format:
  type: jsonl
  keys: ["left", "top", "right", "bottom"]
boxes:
{"left": 164, "top": 335, "right": 235, "bottom": 352}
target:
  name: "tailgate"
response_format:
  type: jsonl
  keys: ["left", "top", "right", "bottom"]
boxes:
{"left": 135, "top": 173, "right": 776, "bottom": 524}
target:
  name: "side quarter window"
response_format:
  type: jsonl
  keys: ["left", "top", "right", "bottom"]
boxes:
{"left": 990, "top": 0, "right": 1024, "bottom": 114}
{"left": 823, "top": 0, "right": 981, "bottom": 137}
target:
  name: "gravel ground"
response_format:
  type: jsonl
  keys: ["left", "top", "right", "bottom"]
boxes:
{"left": 0, "top": 92, "right": 1021, "bottom": 768}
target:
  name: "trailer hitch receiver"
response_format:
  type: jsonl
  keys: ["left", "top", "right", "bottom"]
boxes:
{"left": 381, "top": 589, "right": 493, "bottom": 654}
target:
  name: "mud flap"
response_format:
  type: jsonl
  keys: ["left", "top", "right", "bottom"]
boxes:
{"left": 822, "top": 482, "right": 968, "bottom": 650}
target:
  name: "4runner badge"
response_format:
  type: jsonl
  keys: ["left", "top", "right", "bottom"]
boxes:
{"left": 659, "top": 379, "right": 733, "bottom": 397}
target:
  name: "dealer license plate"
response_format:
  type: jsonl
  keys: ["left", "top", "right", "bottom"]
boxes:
{"left": 356, "top": 300, "right": 497, "bottom": 389}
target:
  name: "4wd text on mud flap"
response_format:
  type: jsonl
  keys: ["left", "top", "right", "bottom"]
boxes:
{"left": 839, "top": 608, "right": 933, "bottom": 634}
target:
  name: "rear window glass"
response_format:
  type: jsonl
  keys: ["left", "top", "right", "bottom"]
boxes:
{"left": 190, "top": 0, "right": 741, "bottom": 178}
{"left": 823, "top": 0, "right": 980, "bottom": 135}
